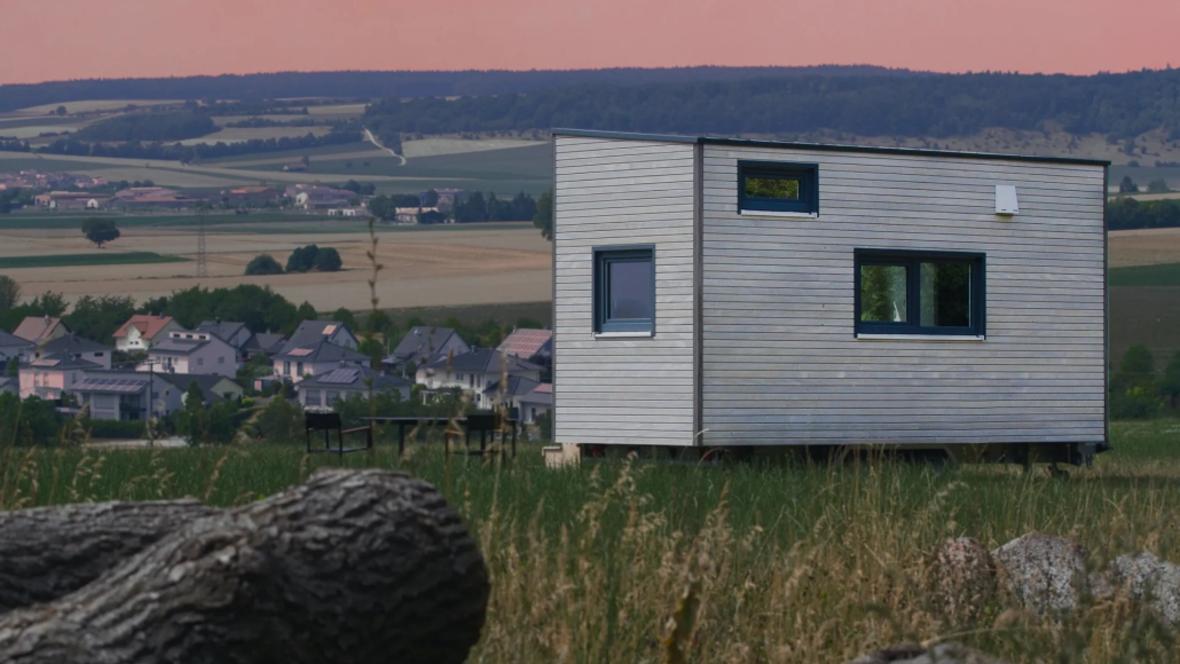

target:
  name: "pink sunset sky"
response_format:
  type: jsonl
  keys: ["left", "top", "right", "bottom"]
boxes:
{"left": 2, "top": 0, "right": 1176, "bottom": 85}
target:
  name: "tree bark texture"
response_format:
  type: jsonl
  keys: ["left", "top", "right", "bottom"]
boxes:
{"left": 0, "top": 468, "right": 489, "bottom": 664}
{"left": 0, "top": 499, "right": 219, "bottom": 614}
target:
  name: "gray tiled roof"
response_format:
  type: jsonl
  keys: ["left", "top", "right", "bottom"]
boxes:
{"left": 39, "top": 334, "right": 111, "bottom": 355}
{"left": 27, "top": 351, "right": 102, "bottom": 371}
{"left": 149, "top": 337, "right": 210, "bottom": 355}
{"left": 197, "top": 321, "right": 249, "bottom": 347}
{"left": 299, "top": 365, "right": 412, "bottom": 392}
{"left": 483, "top": 375, "right": 542, "bottom": 398}
{"left": 275, "top": 340, "right": 368, "bottom": 363}
{"left": 0, "top": 331, "right": 33, "bottom": 350}
{"left": 159, "top": 373, "right": 242, "bottom": 403}
{"left": 282, "top": 321, "right": 353, "bottom": 354}
{"left": 391, "top": 326, "right": 461, "bottom": 361}
{"left": 424, "top": 348, "right": 542, "bottom": 375}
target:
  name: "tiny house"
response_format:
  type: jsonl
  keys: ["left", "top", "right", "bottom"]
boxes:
{"left": 551, "top": 130, "right": 1109, "bottom": 464}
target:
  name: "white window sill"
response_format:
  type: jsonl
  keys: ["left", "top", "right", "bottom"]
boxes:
{"left": 856, "top": 334, "right": 985, "bottom": 342}
{"left": 593, "top": 331, "right": 654, "bottom": 340}
{"left": 739, "top": 210, "right": 819, "bottom": 219}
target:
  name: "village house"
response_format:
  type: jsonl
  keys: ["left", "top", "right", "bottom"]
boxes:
{"left": 0, "top": 331, "right": 33, "bottom": 364}
{"left": 392, "top": 206, "right": 440, "bottom": 224}
{"left": 220, "top": 186, "right": 282, "bottom": 207}
{"left": 281, "top": 320, "right": 358, "bottom": 354}
{"left": 33, "top": 191, "right": 111, "bottom": 211}
{"left": 13, "top": 316, "right": 71, "bottom": 344}
{"left": 497, "top": 328, "right": 553, "bottom": 369}
{"left": 273, "top": 341, "right": 370, "bottom": 384}
{"left": 298, "top": 365, "right": 412, "bottom": 411}
{"left": 196, "top": 320, "right": 255, "bottom": 362}
{"left": 416, "top": 348, "right": 543, "bottom": 410}
{"left": 425, "top": 188, "right": 468, "bottom": 212}
{"left": 385, "top": 326, "right": 470, "bottom": 373}
{"left": 0, "top": 377, "right": 15, "bottom": 397}
{"left": 114, "top": 315, "right": 185, "bottom": 352}
{"left": 138, "top": 331, "right": 238, "bottom": 378}
{"left": 72, "top": 371, "right": 183, "bottom": 421}
{"left": 19, "top": 352, "right": 101, "bottom": 399}
{"left": 284, "top": 185, "right": 353, "bottom": 210}
{"left": 25, "top": 334, "right": 112, "bottom": 370}
{"left": 242, "top": 332, "right": 287, "bottom": 360}
{"left": 516, "top": 383, "right": 553, "bottom": 425}
{"left": 482, "top": 375, "right": 542, "bottom": 415}
{"left": 327, "top": 207, "right": 372, "bottom": 218}
{"left": 160, "top": 373, "right": 245, "bottom": 406}
{"left": 110, "top": 187, "right": 203, "bottom": 210}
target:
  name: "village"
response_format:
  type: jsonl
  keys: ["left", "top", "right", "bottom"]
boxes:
{"left": 1, "top": 169, "right": 469, "bottom": 222}
{"left": 0, "top": 310, "right": 552, "bottom": 441}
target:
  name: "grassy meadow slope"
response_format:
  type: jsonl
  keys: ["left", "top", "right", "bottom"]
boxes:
{"left": 2, "top": 420, "right": 1180, "bottom": 662}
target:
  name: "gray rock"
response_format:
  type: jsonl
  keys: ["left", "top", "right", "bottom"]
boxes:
{"left": 1103, "top": 552, "right": 1180, "bottom": 624}
{"left": 992, "top": 533, "right": 1089, "bottom": 615}
{"left": 934, "top": 537, "right": 996, "bottom": 623}
{"left": 844, "top": 642, "right": 1012, "bottom": 664}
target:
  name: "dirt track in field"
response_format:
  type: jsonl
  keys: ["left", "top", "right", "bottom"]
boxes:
{"left": 0, "top": 225, "right": 552, "bottom": 311}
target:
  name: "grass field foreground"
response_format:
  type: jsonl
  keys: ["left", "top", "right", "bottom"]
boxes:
{"left": 0, "top": 251, "right": 188, "bottom": 269}
{"left": 2, "top": 421, "right": 1180, "bottom": 662}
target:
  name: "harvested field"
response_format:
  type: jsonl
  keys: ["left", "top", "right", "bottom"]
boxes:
{"left": 176, "top": 126, "right": 334, "bottom": 145}
{"left": 1110, "top": 228, "right": 1180, "bottom": 268}
{"left": 1, "top": 223, "right": 552, "bottom": 312}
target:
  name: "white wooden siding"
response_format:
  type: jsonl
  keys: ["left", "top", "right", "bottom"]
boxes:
{"left": 701, "top": 145, "right": 1106, "bottom": 446}
{"left": 554, "top": 136, "right": 697, "bottom": 446}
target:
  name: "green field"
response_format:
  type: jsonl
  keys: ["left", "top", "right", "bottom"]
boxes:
{"left": 1110, "top": 262, "right": 1180, "bottom": 286}
{"left": 0, "top": 251, "right": 188, "bottom": 269}
{"left": 2, "top": 420, "right": 1179, "bottom": 662}
{"left": 1111, "top": 285, "right": 1180, "bottom": 370}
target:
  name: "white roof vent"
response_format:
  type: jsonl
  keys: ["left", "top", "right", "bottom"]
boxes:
{"left": 995, "top": 185, "right": 1019, "bottom": 216}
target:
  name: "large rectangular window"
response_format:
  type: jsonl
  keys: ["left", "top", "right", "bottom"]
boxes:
{"left": 593, "top": 246, "right": 655, "bottom": 335}
{"left": 738, "top": 161, "right": 819, "bottom": 214}
{"left": 855, "top": 250, "right": 985, "bottom": 337}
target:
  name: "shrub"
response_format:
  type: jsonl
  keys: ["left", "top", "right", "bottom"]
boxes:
{"left": 245, "top": 254, "right": 283, "bottom": 276}
{"left": 85, "top": 419, "right": 149, "bottom": 440}
{"left": 312, "top": 247, "right": 343, "bottom": 272}
{"left": 1111, "top": 386, "right": 1164, "bottom": 420}
{"left": 254, "top": 395, "right": 303, "bottom": 443}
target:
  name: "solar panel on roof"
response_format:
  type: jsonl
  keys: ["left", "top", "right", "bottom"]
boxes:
{"left": 317, "top": 369, "right": 359, "bottom": 385}
{"left": 289, "top": 348, "right": 314, "bottom": 357}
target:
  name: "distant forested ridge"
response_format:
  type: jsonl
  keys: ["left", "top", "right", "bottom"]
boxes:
{"left": 74, "top": 111, "right": 218, "bottom": 142}
{"left": 0, "top": 66, "right": 905, "bottom": 113}
{"left": 364, "top": 69, "right": 1180, "bottom": 140}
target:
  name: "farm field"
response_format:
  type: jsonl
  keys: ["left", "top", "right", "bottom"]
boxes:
{"left": 0, "top": 221, "right": 551, "bottom": 312}
{"left": 2, "top": 420, "right": 1180, "bottom": 662}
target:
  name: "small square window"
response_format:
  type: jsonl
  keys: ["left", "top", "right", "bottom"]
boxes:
{"left": 593, "top": 247, "right": 655, "bottom": 334}
{"left": 738, "top": 161, "right": 819, "bottom": 214}
{"left": 856, "top": 250, "right": 985, "bottom": 337}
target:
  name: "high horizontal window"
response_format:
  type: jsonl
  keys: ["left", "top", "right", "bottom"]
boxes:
{"left": 593, "top": 246, "right": 655, "bottom": 335}
{"left": 855, "top": 250, "right": 985, "bottom": 337}
{"left": 738, "top": 161, "right": 819, "bottom": 214}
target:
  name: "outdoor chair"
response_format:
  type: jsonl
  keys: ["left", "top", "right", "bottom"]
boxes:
{"left": 305, "top": 411, "right": 373, "bottom": 457}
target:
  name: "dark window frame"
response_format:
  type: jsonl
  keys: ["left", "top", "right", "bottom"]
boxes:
{"left": 592, "top": 245, "right": 656, "bottom": 335}
{"left": 854, "top": 249, "right": 986, "bottom": 337}
{"left": 738, "top": 160, "right": 820, "bottom": 214}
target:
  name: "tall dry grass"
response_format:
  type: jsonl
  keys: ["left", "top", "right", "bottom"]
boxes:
{"left": 3, "top": 418, "right": 1180, "bottom": 662}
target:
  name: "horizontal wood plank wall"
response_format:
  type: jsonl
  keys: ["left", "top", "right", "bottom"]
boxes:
{"left": 701, "top": 145, "right": 1107, "bottom": 446}
{"left": 554, "top": 136, "right": 698, "bottom": 446}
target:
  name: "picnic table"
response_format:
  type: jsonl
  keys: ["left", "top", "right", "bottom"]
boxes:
{"left": 365, "top": 415, "right": 518, "bottom": 458}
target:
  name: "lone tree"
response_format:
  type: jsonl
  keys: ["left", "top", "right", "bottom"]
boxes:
{"left": 1119, "top": 176, "right": 1140, "bottom": 194}
{"left": 533, "top": 189, "right": 553, "bottom": 241}
{"left": 81, "top": 218, "right": 120, "bottom": 248}
{"left": 0, "top": 275, "right": 19, "bottom": 310}
{"left": 245, "top": 254, "right": 284, "bottom": 276}
{"left": 312, "top": 247, "right": 343, "bottom": 272}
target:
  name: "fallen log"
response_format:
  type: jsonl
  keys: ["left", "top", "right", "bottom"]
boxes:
{"left": 0, "top": 499, "right": 219, "bottom": 614}
{"left": 0, "top": 468, "right": 489, "bottom": 664}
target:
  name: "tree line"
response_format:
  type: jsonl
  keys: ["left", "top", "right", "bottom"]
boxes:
{"left": 0, "top": 66, "right": 902, "bottom": 114}
{"left": 0, "top": 278, "right": 319, "bottom": 343}
{"left": 1108, "top": 198, "right": 1180, "bottom": 231}
{"left": 366, "top": 190, "right": 539, "bottom": 223}
{"left": 364, "top": 69, "right": 1180, "bottom": 141}
{"left": 37, "top": 128, "right": 363, "bottom": 163}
